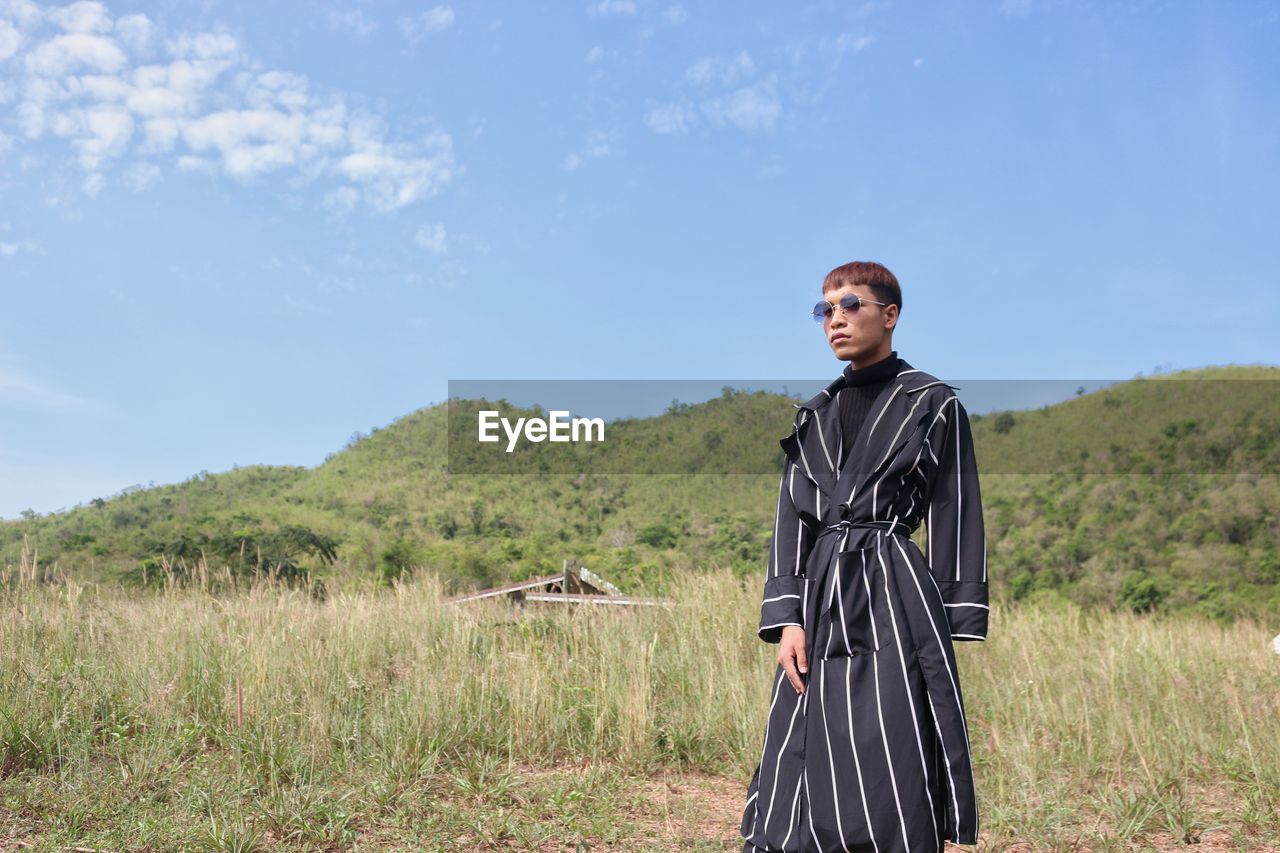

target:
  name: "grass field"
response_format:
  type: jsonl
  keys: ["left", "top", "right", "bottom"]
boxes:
{"left": 2, "top": 561, "right": 1278, "bottom": 851}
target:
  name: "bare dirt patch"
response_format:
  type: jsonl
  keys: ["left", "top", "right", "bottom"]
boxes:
{"left": 624, "top": 770, "right": 746, "bottom": 850}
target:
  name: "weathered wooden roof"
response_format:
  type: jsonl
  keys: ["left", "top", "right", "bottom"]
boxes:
{"left": 447, "top": 560, "right": 670, "bottom": 608}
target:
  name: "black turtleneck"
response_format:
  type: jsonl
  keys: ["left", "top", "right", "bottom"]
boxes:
{"left": 837, "top": 350, "right": 902, "bottom": 469}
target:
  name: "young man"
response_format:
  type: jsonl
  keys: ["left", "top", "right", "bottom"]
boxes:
{"left": 740, "top": 261, "right": 988, "bottom": 853}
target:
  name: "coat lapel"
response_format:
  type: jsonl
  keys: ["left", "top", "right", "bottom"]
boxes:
{"left": 780, "top": 359, "right": 958, "bottom": 510}
{"left": 779, "top": 374, "right": 846, "bottom": 501}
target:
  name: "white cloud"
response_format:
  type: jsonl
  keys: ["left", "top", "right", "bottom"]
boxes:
{"left": 585, "top": 131, "right": 613, "bottom": 155}
{"left": 685, "top": 51, "right": 753, "bottom": 87}
{"left": 644, "top": 101, "right": 694, "bottom": 134}
{"left": 834, "top": 33, "right": 874, "bottom": 55}
{"left": 649, "top": 53, "right": 779, "bottom": 136}
{"left": 1, "top": 3, "right": 456, "bottom": 212}
{"left": 664, "top": 4, "right": 687, "bottom": 24}
{"left": 0, "top": 361, "right": 105, "bottom": 416}
{"left": 398, "top": 5, "right": 454, "bottom": 41}
{"left": 176, "top": 154, "right": 213, "bottom": 173}
{"left": 122, "top": 159, "right": 158, "bottom": 190}
{"left": 180, "top": 107, "right": 329, "bottom": 178}
{"left": 1001, "top": 0, "right": 1032, "bottom": 15}
{"left": 414, "top": 221, "right": 447, "bottom": 254}
{"left": 47, "top": 1, "right": 113, "bottom": 34}
{"left": 585, "top": 45, "right": 603, "bottom": 63}
{"left": 588, "top": 0, "right": 636, "bottom": 16}
{"left": 0, "top": 20, "right": 23, "bottom": 61}
{"left": 561, "top": 130, "right": 616, "bottom": 170}
{"left": 913, "top": 56, "right": 925, "bottom": 68}
{"left": 0, "top": 0, "right": 42, "bottom": 27}
{"left": 24, "top": 32, "right": 127, "bottom": 75}
{"left": 114, "top": 13, "right": 152, "bottom": 53}
{"left": 62, "top": 104, "right": 134, "bottom": 169}
{"left": 701, "top": 76, "right": 779, "bottom": 133}
{"left": 336, "top": 129, "right": 454, "bottom": 211}
{"left": 165, "top": 31, "right": 237, "bottom": 60}
{"left": 326, "top": 9, "right": 377, "bottom": 38}
{"left": 323, "top": 184, "right": 359, "bottom": 210}
{"left": 0, "top": 238, "right": 35, "bottom": 256}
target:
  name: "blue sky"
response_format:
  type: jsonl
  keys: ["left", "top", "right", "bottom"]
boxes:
{"left": 1, "top": 0, "right": 1277, "bottom": 518}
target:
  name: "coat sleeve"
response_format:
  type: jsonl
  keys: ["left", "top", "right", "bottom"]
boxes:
{"left": 758, "top": 459, "right": 815, "bottom": 643}
{"left": 922, "top": 394, "right": 989, "bottom": 641}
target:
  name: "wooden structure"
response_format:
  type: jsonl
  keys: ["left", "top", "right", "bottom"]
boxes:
{"left": 448, "top": 559, "right": 669, "bottom": 607}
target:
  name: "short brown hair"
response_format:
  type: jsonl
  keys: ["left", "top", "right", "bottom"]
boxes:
{"left": 822, "top": 261, "right": 902, "bottom": 314}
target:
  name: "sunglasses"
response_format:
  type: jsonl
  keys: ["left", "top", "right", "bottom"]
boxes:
{"left": 811, "top": 293, "right": 889, "bottom": 322}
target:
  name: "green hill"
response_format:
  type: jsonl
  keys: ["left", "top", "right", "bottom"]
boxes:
{"left": 3, "top": 366, "right": 1277, "bottom": 619}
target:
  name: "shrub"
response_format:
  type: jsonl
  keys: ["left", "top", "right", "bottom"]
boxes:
{"left": 637, "top": 522, "right": 678, "bottom": 549}
{"left": 1119, "top": 571, "right": 1164, "bottom": 613}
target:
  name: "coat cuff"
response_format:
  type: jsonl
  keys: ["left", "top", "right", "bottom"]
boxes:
{"left": 758, "top": 575, "right": 805, "bottom": 643}
{"left": 936, "top": 580, "right": 988, "bottom": 641}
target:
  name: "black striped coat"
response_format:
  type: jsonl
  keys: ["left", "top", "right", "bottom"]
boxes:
{"left": 740, "top": 360, "right": 989, "bottom": 853}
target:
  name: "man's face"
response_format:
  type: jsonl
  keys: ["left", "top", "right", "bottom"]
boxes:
{"left": 820, "top": 282, "right": 897, "bottom": 362}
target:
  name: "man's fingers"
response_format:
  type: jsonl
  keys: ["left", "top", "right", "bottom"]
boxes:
{"left": 796, "top": 643, "right": 808, "bottom": 675}
{"left": 778, "top": 652, "right": 796, "bottom": 689}
{"left": 779, "top": 645, "right": 805, "bottom": 694}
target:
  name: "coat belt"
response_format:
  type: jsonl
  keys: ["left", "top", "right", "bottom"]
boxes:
{"left": 817, "top": 514, "right": 913, "bottom": 540}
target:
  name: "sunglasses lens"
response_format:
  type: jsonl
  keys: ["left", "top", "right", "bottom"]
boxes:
{"left": 811, "top": 302, "right": 831, "bottom": 322}
{"left": 840, "top": 294, "right": 862, "bottom": 311}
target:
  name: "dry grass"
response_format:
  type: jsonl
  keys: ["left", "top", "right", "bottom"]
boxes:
{"left": 1, "top": 553, "right": 1277, "bottom": 850}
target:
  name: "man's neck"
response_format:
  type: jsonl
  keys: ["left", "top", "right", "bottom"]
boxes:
{"left": 848, "top": 346, "right": 894, "bottom": 371}
{"left": 842, "top": 349, "right": 899, "bottom": 387}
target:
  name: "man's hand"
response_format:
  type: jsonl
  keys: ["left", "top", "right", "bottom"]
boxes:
{"left": 778, "top": 625, "right": 808, "bottom": 694}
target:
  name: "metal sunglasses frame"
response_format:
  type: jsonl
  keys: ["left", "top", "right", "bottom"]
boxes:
{"left": 810, "top": 292, "right": 889, "bottom": 322}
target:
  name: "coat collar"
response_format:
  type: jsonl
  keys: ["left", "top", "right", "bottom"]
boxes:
{"left": 793, "top": 357, "right": 950, "bottom": 413}
{"left": 781, "top": 358, "right": 960, "bottom": 507}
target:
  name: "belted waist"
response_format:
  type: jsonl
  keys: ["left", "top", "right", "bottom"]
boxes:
{"left": 818, "top": 517, "right": 913, "bottom": 539}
